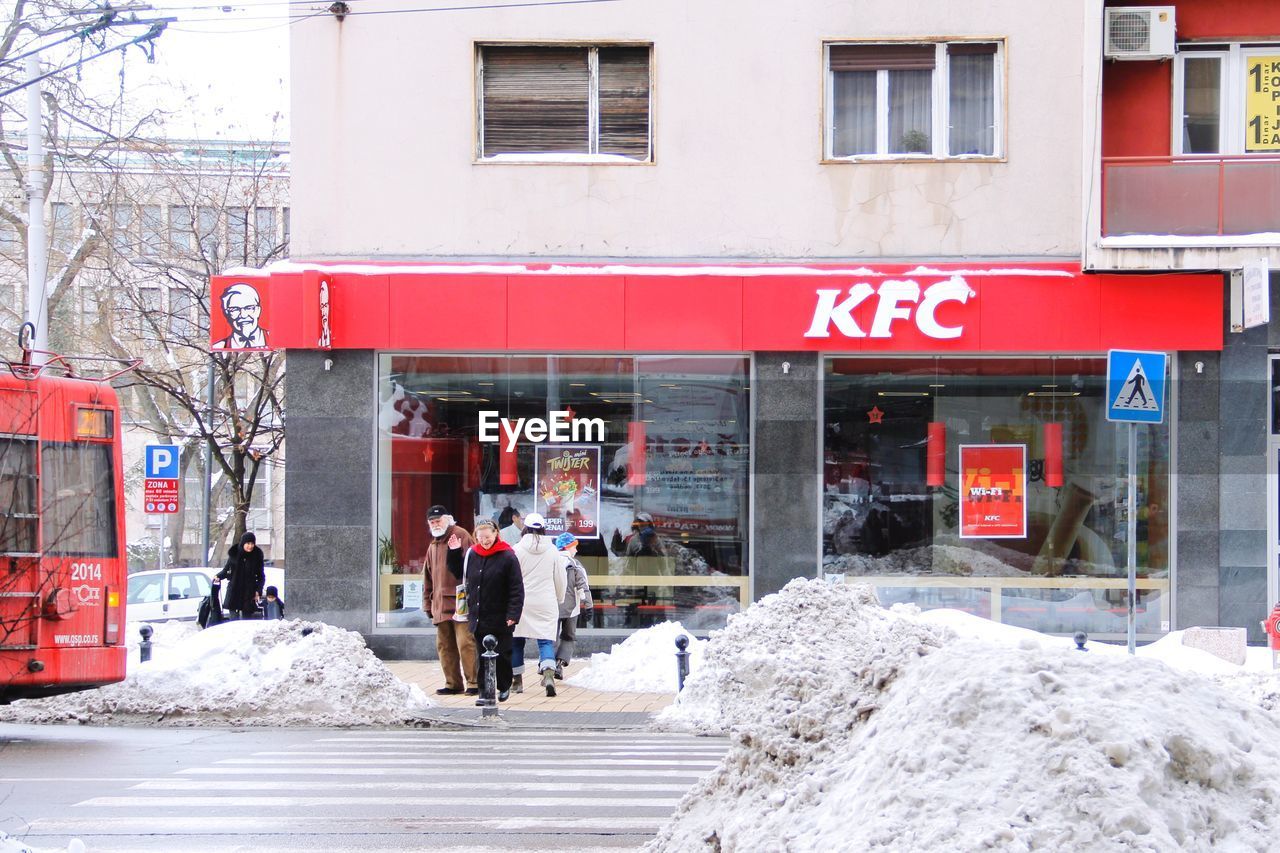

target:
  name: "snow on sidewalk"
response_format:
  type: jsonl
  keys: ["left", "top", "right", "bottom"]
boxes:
{"left": 0, "top": 620, "right": 432, "bottom": 727}
{"left": 0, "top": 832, "right": 83, "bottom": 853}
{"left": 649, "top": 579, "right": 1280, "bottom": 852}
{"left": 567, "top": 621, "right": 706, "bottom": 693}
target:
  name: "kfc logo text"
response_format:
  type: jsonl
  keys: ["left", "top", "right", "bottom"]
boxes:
{"left": 803, "top": 276, "right": 975, "bottom": 340}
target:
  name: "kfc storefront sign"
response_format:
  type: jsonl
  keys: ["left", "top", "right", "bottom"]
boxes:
{"left": 210, "top": 263, "right": 1223, "bottom": 353}
{"left": 804, "top": 276, "right": 973, "bottom": 340}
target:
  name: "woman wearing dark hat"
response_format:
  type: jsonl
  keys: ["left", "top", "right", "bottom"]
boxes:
{"left": 217, "top": 531, "right": 266, "bottom": 619}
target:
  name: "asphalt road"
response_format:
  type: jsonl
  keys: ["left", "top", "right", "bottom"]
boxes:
{"left": 0, "top": 723, "right": 727, "bottom": 852}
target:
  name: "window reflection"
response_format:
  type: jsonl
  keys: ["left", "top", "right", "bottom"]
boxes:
{"left": 376, "top": 355, "right": 751, "bottom": 632}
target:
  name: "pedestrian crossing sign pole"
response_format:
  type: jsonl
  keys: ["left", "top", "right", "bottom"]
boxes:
{"left": 1105, "top": 349, "right": 1168, "bottom": 656}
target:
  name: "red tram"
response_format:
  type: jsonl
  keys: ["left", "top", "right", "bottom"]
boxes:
{"left": 1, "top": 342, "right": 135, "bottom": 703}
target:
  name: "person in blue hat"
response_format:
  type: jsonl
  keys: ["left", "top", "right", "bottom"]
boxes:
{"left": 553, "top": 532, "right": 593, "bottom": 680}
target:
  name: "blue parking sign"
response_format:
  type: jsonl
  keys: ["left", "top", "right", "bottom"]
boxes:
{"left": 145, "top": 444, "right": 180, "bottom": 479}
{"left": 1106, "top": 350, "right": 1167, "bottom": 424}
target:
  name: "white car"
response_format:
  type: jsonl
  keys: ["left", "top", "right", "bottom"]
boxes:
{"left": 126, "top": 568, "right": 215, "bottom": 623}
{"left": 126, "top": 566, "right": 285, "bottom": 622}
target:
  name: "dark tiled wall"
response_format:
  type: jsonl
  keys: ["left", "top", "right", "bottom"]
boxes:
{"left": 284, "top": 349, "right": 435, "bottom": 658}
{"left": 751, "top": 352, "right": 820, "bottom": 597}
{"left": 1177, "top": 276, "right": 1275, "bottom": 643}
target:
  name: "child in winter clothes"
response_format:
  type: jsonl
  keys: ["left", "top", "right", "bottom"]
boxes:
{"left": 553, "top": 532, "right": 593, "bottom": 680}
{"left": 263, "top": 586, "right": 285, "bottom": 620}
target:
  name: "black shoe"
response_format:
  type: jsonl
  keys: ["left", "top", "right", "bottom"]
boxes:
{"left": 464, "top": 687, "right": 479, "bottom": 696}
{"left": 435, "top": 687, "right": 463, "bottom": 695}
{"left": 498, "top": 690, "right": 510, "bottom": 702}
{"left": 554, "top": 661, "right": 565, "bottom": 680}
{"left": 474, "top": 697, "right": 486, "bottom": 707}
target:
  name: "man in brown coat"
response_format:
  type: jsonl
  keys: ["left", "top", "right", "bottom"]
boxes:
{"left": 423, "top": 505, "right": 477, "bottom": 695}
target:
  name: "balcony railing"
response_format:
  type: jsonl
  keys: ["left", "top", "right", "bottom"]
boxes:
{"left": 1102, "top": 154, "right": 1280, "bottom": 238}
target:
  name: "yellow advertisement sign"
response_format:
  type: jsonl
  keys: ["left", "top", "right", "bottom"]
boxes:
{"left": 1246, "top": 55, "right": 1280, "bottom": 151}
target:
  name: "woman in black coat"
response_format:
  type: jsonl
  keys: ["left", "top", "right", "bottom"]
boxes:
{"left": 217, "top": 531, "right": 266, "bottom": 619}
{"left": 446, "top": 520, "right": 524, "bottom": 701}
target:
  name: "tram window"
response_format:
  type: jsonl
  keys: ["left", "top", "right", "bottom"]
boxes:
{"left": 41, "top": 442, "right": 118, "bottom": 558}
{"left": 0, "top": 437, "right": 37, "bottom": 554}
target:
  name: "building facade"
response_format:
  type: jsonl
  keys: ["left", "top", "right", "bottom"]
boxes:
{"left": 0, "top": 138, "right": 291, "bottom": 570}
{"left": 272, "top": 0, "right": 1256, "bottom": 657}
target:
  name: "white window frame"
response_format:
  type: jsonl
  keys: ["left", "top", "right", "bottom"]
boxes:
{"left": 824, "top": 40, "right": 1005, "bottom": 161}
{"left": 1174, "top": 43, "right": 1280, "bottom": 155}
{"left": 475, "top": 43, "right": 653, "bottom": 164}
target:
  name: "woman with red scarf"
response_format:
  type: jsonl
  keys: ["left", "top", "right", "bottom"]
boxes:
{"left": 447, "top": 520, "right": 524, "bottom": 702}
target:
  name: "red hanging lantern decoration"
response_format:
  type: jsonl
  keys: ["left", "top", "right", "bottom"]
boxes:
{"left": 500, "top": 442, "right": 518, "bottom": 486}
{"left": 627, "top": 421, "right": 646, "bottom": 486}
{"left": 1044, "top": 422, "right": 1063, "bottom": 487}
{"left": 926, "top": 421, "right": 946, "bottom": 487}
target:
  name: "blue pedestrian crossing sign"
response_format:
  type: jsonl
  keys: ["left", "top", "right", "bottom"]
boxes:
{"left": 1106, "top": 350, "right": 1167, "bottom": 424}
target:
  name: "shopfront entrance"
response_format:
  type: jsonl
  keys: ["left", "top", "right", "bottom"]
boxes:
{"left": 215, "top": 260, "right": 1225, "bottom": 647}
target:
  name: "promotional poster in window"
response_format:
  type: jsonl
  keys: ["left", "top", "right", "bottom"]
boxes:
{"left": 534, "top": 445, "right": 601, "bottom": 537}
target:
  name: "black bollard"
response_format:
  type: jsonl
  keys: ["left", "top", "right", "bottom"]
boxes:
{"left": 1073, "top": 631, "right": 1088, "bottom": 652}
{"left": 675, "top": 634, "right": 691, "bottom": 692}
{"left": 480, "top": 635, "right": 499, "bottom": 717}
{"left": 139, "top": 624, "right": 154, "bottom": 663}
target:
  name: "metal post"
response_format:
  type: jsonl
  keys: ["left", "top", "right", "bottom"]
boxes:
{"left": 675, "top": 634, "right": 691, "bottom": 691}
{"left": 24, "top": 53, "right": 48, "bottom": 365}
{"left": 138, "top": 624, "right": 153, "bottom": 663}
{"left": 480, "top": 634, "right": 499, "bottom": 717}
{"left": 202, "top": 359, "right": 215, "bottom": 564}
{"left": 1127, "top": 422, "right": 1138, "bottom": 655}
{"left": 1073, "top": 631, "right": 1088, "bottom": 652}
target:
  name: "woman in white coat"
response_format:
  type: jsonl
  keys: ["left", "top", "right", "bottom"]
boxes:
{"left": 512, "top": 513, "right": 568, "bottom": 696}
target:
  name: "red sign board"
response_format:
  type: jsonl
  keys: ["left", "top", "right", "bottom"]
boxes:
{"left": 959, "top": 445, "right": 1026, "bottom": 539}
{"left": 144, "top": 479, "right": 179, "bottom": 514}
{"left": 210, "top": 263, "right": 1224, "bottom": 354}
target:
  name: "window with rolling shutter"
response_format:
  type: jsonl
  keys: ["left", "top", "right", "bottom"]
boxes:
{"left": 825, "top": 41, "right": 1002, "bottom": 160}
{"left": 479, "top": 44, "right": 652, "bottom": 161}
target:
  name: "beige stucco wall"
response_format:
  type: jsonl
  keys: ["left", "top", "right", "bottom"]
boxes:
{"left": 291, "top": 1, "right": 1085, "bottom": 260}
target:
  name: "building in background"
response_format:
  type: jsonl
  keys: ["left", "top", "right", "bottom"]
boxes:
{"left": 266, "top": 0, "right": 1253, "bottom": 658}
{"left": 0, "top": 137, "right": 290, "bottom": 571}
{"left": 1085, "top": 0, "right": 1280, "bottom": 638}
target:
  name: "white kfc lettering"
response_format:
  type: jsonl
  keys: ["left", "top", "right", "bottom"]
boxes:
{"left": 803, "top": 277, "right": 975, "bottom": 340}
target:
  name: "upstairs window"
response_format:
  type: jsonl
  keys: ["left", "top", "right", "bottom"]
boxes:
{"left": 826, "top": 41, "right": 1002, "bottom": 160}
{"left": 1176, "top": 46, "right": 1280, "bottom": 154}
{"left": 478, "top": 44, "right": 652, "bottom": 162}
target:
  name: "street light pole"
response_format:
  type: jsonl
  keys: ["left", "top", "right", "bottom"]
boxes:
{"left": 25, "top": 54, "right": 48, "bottom": 364}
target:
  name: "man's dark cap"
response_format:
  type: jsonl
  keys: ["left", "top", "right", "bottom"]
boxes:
{"left": 427, "top": 505, "right": 449, "bottom": 519}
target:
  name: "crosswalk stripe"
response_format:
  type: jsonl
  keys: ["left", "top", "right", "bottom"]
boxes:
{"left": 175, "top": 766, "right": 709, "bottom": 778}
{"left": 252, "top": 749, "right": 726, "bottom": 758}
{"left": 133, "top": 779, "right": 694, "bottom": 793}
{"left": 76, "top": 795, "right": 682, "bottom": 809}
{"left": 215, "top": 757, "right": 718, "bottom": 767}
{"left": 29, "top": 816, "right": 666, "bottom": 833}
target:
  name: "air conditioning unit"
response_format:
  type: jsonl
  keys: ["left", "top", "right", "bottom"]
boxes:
{"left": 1105, "top": 6, "right": 1176, "bottom": 59}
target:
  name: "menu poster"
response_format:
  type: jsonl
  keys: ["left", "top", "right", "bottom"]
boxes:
{"left": 639, "top": 382, "right": 749, "bottom": 538}
{"left": 959, "top": 444, "right": 1027, "bottom": 539}
{"left": 534, "top": 445, "right": 602, "bottom": 538}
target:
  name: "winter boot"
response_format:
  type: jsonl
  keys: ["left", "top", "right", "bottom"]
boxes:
{"left": 554, "top": 659, "right": 566, "bottom": 680}
{"left": 512, "top": 674, "right": 523, "bottom": 694}
{"left": 541, "top": 667, "right": 556, "bottom": 697}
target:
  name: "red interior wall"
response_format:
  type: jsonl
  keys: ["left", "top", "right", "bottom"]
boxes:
{"left": 1101, "top": 0, "right": 1280, "bottom": 157}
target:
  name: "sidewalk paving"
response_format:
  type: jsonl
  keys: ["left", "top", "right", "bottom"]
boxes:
{"left": 387, "top": 659, "right": 676, "bottom": 730}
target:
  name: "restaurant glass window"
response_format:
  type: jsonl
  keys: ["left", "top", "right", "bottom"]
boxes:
{"left": 375, "top": 355, "right": 750, "bottom": 632}
{"left": 823, "top": 357, "right": 1171, "bottom": 636}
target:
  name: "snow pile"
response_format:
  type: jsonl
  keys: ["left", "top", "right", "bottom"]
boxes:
{"left": 657, "top": 579, "right": 950, "bottom": 735}
{"left": 653, "top": 639, "right": 1280, "bottom": 851}
{"left": 125, "top": 620, "right": 200, "bottom": 668}
{"left": 567, "top": 621, "right": 706, "bottom": 693}
{"left": 0, "top": 620, "right": 432, "bottom": 727}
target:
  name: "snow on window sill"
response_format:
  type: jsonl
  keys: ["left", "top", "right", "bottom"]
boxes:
{"left": 476, "top": 152, "right": 650, "bottom": 165}
{"left": 1099, "top": 233, "right": 1280, "bottom": 248}
{"left": 821, "top": 153, "right": 1004, "bottom": 164}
